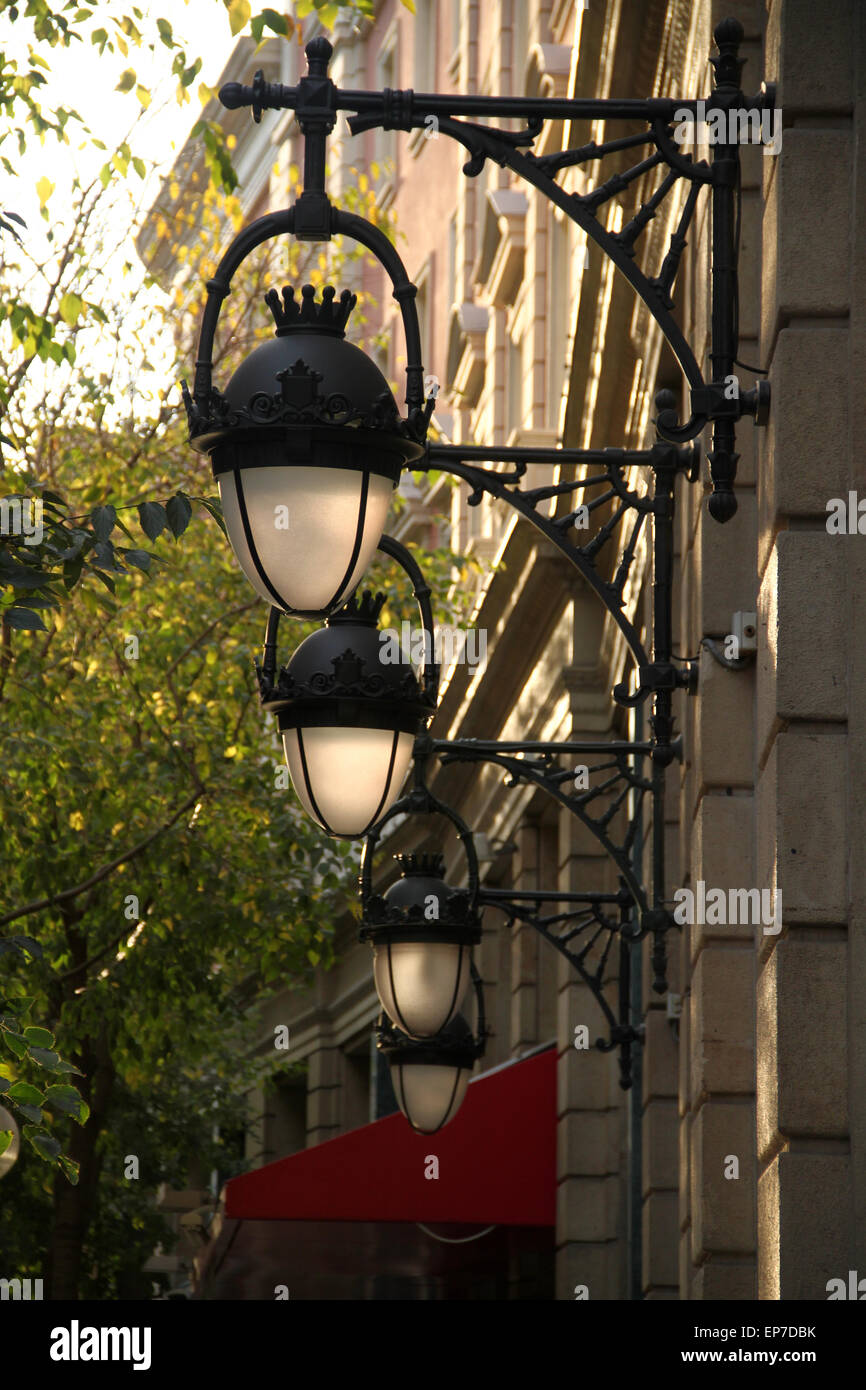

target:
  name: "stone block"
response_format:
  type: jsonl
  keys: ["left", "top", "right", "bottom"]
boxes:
{"left": 761, "top": 130, "right": 851, "bottom": 353}
{"left": 691, "top": 1261, "right": 757, "bottom": 1300}
{"left": 765, "top": 0, "right": 854, "bottom": 114}
{"left": 643, "top": 1006, "right": 679, "bottom": 1103}
{"left": 642, "top": 1098, "right": 679, "bottom": 1197}
{"left": 755, "top": 730, "right": 848, "bottom": 925}
{"left": 757, "top": 535, "right": 847, "bottom": 765}
{"left": 692, "top": 486, "right": 758, "bottom": 640}
{"left": 690, "top": 947, "right": 755, "bottom": 1099}
{"left": 756, "top": 939, "right": 849, "bottom": 1155}
{"left": 760, "top": 329, "right": 849, "bottom": 544}
{"left": 557, "top": 1173, "right": 622, "bottom": 1244}
{"left": 690, "top": 1100, "right": 757, "bottom": 1258}
{"left": 642, "top": 1190, "right": 679, "bottom": 1291}
{"left": 556, "top": 1240, "right": 623, "bottom": 1301}
{"left": 557, "top": 1108, "right": 621, "bottom": 1179}
{"left": 693, "top": 655, "right": 755, "bottom": 791}
{"left": 689, "top": 792, "right": 756, "bottom": 958}
{"left": 758, "top": 1152, "right": 852, "bottom": 1300}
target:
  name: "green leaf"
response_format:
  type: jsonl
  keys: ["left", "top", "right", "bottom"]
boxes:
{"left": 27, "top": 1046, "right": 61, "bottom": 1071}
{"left": 58, "top": 1154, "right": 80, "bottom": 1185}
{"left": 259, "top": 8, "right": 290, "bottom": 36}
{"left": 0, "top": 1131, "right": 12, "bottom": 1157}
{"left": 90, "top": 504, "right": 116, "bottom": 541}
{"left": 0, "top": 554, "right": 53, "bottom": 588}
{"left": 166, "top": 492, "right": 192, "bottom": 538}
{"left": 23, "top": 1026, "right": 55, "bottom": 1048}
{"left": 196, "top": 495, "right": 227, "bottom": 536}
{"left": 1, "top": 994, "right": 35, "bottom": 1014}
{"left": 123, "top": 549, "right": 152, "bottom": 571}
{"left": 138, "top": 500, "right": 166, "bottom": 541}
{"left": 227, "top": 0, "right": 251, "bottom": 36}
{"left": 63, "top": 556, "right": 84, "bottom": 591}
{"left": 58, "top": 291, "right": 83, "bottom": 326}
{"left": 15, "top": 1102, "right": 45, "bottom": 1125}
{"left": 24, "top": 1128, "right": 62, "bottom": 1162}
{"left": 91, "top": 540, "right": 120, "bottom": 572}
{"left": 8, "top": 1081, "right": 44, "bottom": 1106}
{"left": 27, "top": 1047, "right": 83, "bottom": 1076}
{"left": 3, "top": 608, "right": 47, "bottom": 631}
{"left": 2, "top": 1032, "right": 28, "bottom": 1059}
{"left": 44, "top": 1083, "right": 90, "bottom": 1125}
{"left": 115, "top": 68, "right": 137, "bottom": 93}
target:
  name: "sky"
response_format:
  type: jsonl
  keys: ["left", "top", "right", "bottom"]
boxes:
{"left": 9, "top": 0, "right": 239, "bottom": 207}
{"left": 4, "top": 1, "right": 254, "bottom": 427}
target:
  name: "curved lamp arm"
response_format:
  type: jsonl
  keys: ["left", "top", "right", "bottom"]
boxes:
{"left": 359, "top": 782, "right": 481, "bottom": 919}
{"left": 375, "top": 533, "right": 440, "bottom": 708}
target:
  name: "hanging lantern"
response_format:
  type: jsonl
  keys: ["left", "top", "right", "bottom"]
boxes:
{"left": 377, "top": 1004, "right": 486, "bottom": 1134}
{"left": 186, "top": 284, "right": 425, "bottom": 619}
{"left": 361, "top": 853, "right": 481, "bottom": 1039}
{"left": 261, "top": 591, "right": 434, "bottom": 838}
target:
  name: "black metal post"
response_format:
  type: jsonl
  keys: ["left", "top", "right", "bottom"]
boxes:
{"left": 706, "top": 18, "right": 746, "bottom": 521}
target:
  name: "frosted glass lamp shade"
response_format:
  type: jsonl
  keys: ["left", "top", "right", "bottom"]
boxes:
{"left": 390, "top": 1061, "right": 472, "bottom": 1134}
{"left": 373, "top": 941, "right": 471, "bottom": 1039}
{"left": 0, "top": 1105, "right": 20, "bottom": 1179}
{"left": 218, "top": 464, "right": 393, "bottom": 618}
{"left": 283, "top": 726, "right": 414, "bottom": 838}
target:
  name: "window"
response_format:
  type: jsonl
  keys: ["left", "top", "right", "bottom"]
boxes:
{"left": 414, "top": 0, "right": 437, "bottom": 91}
{"left": 449, "top": 0, "right": 462, "bottom": 76}
{"left": 375, "top": 27, "right": 399, "bottom": 193}
{"left": 414, "top": 259, "right": 433, "bottom": 387}
{"left": 547, "top": 213, "right": 571, "bottom": 427}
{"left": 508, "top": 332, "right": 525, "bottom": 438}
{"left": 447, "top": 213, "right": 457, "bottom": 308}
{"left": 512, "top": 0, "right": 528, "bottom": 92}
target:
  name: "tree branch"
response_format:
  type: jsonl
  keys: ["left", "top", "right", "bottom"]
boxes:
{"left": 0, "top": 789, "right": 203, "bottom": 929}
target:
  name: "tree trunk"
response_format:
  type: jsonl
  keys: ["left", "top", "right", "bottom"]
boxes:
{"left": 45, "top": 1026, "right": 115, "bottom": 1300}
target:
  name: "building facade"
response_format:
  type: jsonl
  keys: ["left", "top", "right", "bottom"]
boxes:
{"left": 143, "top": 0, "right": 866, "bottom": 1300}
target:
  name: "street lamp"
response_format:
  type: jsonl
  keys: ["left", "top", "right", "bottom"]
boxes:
{"left": 185, "top": 282, "right": 425, "bottom": 619}
{"left": 189, "top": 18, "right": 774, "bottom": 1102}
{"left": 256, "top": 536, "right": 439, "bottom": 838}
{"left": 262, "top": 590, "right": 433, "bottom": 837}
{"left": 380, "top": 1015, "right": 481, "bottom": 1135}
{"left": 361, "top": 853, "right": 481, "bottom": 1038}
{"left": 377, "top": 964, "right": 487, "bottom": 1134}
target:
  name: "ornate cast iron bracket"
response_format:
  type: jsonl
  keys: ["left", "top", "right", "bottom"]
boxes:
{"left": 220, "top": 17, "right": 773, "bottom": 521}
{"left": 480, "top": 884, "right": 641, "bottom": 1090}
{"left": 202, "top": 17, "right": 772, "bottom": 1076}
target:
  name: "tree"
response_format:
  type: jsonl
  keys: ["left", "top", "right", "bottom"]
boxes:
{"left": 1, "top": 0, "right": 458, "bottom": 1299}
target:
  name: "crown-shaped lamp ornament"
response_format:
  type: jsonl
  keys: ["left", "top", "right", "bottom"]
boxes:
{"left": 265, "top": 283, "right": 358, "bottom": 337}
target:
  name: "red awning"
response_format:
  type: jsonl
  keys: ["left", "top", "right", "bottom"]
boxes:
{"left": 225, "top": 1045, "right": 556, "bottom": 1227}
